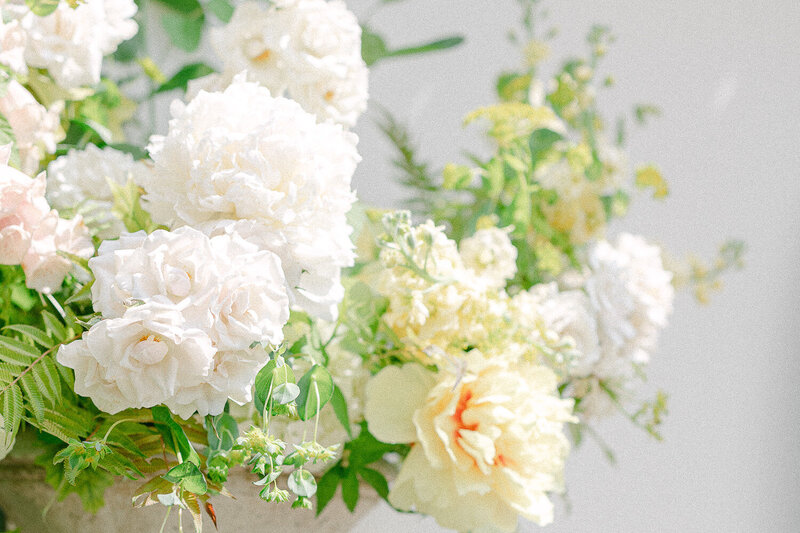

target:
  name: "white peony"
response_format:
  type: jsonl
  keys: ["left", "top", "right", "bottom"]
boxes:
{"left": 459, "top": 226, "right": 518, "bottom": 288}
{"left": 584, "top": 233, "right": 674, "bottom": 379}
{"left": 89, "top": 226, "right": 290, "bottom": 351}
{"left": 141, "top": 75, "right": 359, "bottom": 320}
{"left": 208, "top": 0, "right": 368, "bottom": 126}
{"left": 46, "top": 145, "right": 152, "bottom": 239}
{"left": 57, "top": 303, "right": 217, "bottom": 414}
{"left": 0, "top": 79, "right": 63, "bottom": 174}
{"left": 364, "top": 356, "right": 575, "bottom": 532}
{"left": 513, "top": 282, "right": 601, "bottom": 377}
{"left": 2, "top": 0, "right": 138, "bottom": 88}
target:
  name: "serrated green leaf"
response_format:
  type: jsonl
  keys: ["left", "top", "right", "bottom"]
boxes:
{"left": 183, "top": 491, "right": 204, "bottom": 533}
{"left": 2, "top": 383, "right": 23, "bottom": 434}
{"left": 3, "top": 325, "right": 53, "bottom": 348}
{"left": 42, "top": 310, "right": 68, "bottom": 341}
{"left": 296, "top": 365, "right": 333, "bottom": 421}
{"left": 20, "top": 372, "right": 45, "bottom": 421}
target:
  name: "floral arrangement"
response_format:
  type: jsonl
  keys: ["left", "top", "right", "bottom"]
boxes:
{"left": 0, "top": 0, "right": 743, "bottom": 531}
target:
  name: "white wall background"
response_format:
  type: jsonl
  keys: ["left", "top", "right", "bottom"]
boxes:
{"left": 144, "top": 1, "right": 799, "bottom": 530}
{"left": 342, "top": 1, "right": 800, "bottom": 532}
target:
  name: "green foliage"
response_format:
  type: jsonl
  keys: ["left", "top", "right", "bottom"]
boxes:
{"left": 109, "top": 179, "right": 160, "bottom": 233}
{"left": 316, "top": 423, "right": 408, "bottom": 515}
{"left": 0, "top": 113, "right": 21, "bottom": 169}
{"left": 254, "top": 355, "right": 297, "bottom": 415}
{"left": 361, "top": 26, "right": 464, "bottom": 66}
{"left": 157, "top": 0, "right": 206, "bottom": 53}
{"left": 207, "top": 0, "right": 234, "bottom": 22}
{"left": 154, "top": 63, "right": 216, "bottom": 94}
{"left": 24, "top": 0, "right": 59, "bottom": 17}
{"left": 295, "top": 365, "right": 334, "bottom": 421}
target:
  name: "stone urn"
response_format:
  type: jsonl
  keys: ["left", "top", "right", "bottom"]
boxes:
{"left": 0, "top": 447, "right": 380, "bottom": 533}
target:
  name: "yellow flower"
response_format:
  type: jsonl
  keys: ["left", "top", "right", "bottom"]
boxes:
{"left": 365, "top": 355, "right": 575, "bottom": 532}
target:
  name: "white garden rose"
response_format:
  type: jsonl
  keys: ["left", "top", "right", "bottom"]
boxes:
{"left": 2, "top": 0, "right": 138, "bottom": 88}
{"left": 89, "top": 226, "right": 290, "bottom": 350}
{"left": 57, "top": 303, "right": 217, "bottom": 414}
{"left": 209, "top": 0, "right": 368, "bottom": 126}
{"left": 141, "top": 75, "right": 359, "bottom": 320}
{"left": 364, "top": 356, "right": 575, "bottom": 532}
{"left": 164, "top": 346, "right": 271, "bottom": 419}
{"left": 0, "top": 80, "right": 63, "bottom": 174}
{"left": 459, "top": 226, "right": 518, "bottom": 288}
{"left": 46, "top": 145, "right": 152, "bottom": 239}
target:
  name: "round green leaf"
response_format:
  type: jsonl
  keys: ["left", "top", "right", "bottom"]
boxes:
{"left": 296, "top": 365, "right": 334, "bottom": 421}
{"left": 288, "top": 469, "right": 317, "bottom": 498}
{"left": 254, "top": 357, "right": 296, "bottom": 413}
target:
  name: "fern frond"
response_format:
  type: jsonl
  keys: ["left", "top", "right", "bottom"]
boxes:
{"left": 20, "top": 372, "right": 45, "bottom": 422}
{"left": 2, "top": 324, "right": 54, "bottom": 348}
{"left": 1, "top": 383, "right": 23, "bottom": 434}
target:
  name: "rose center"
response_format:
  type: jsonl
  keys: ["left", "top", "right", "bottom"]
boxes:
{"left": 132, "top": 335, "right": 168, "bottom": 365}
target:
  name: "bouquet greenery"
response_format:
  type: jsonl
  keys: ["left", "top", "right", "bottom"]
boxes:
{"left": 0, "top": 0, "right": 742, "bottom": 531}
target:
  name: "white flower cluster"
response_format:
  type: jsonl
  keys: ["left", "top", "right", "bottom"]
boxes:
{"left": 0, "top": 79, "right": 63, "bottom": 175}
{"left": 0, "top": 0, "right": 138, "bottom": 88}
{"left": 365, "top": 355, "right": 575, "bottom": 532}
{"left": 0, "top": 148, "right": 93, "bottom": 293}
{"left": 57, "top": 227, "right": 291, "bottom": 418}
{"left": 205, "top": 0, "right": 368, "bottom": 126}
{"left": 517, "top": 233, "right": 674, "bottom": 414}
{"left": 46, "top": 145, "right": 152, "bottom": 239}
{"left": 140, "top": 75, "right": 359, "bottom": 321}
